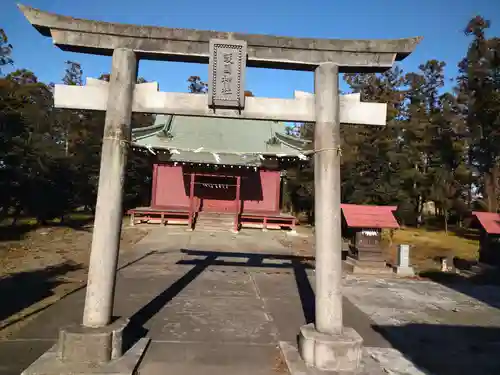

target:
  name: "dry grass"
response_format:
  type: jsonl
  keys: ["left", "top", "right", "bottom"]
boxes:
{"left": 384, "top": 227, "right": 480, "bottom": 271}
{"left": 276, "top": 227, "right": 315, "bottom": 259}
{"left": 280, "top": 225, "right": 480, "bottom": 273}
{"left": 272, "top": 349, "right": 289, "bottom": 373}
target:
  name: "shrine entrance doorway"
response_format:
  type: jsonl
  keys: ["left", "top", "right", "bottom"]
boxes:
{"left": 192, "top": 173, "right": 239, "bottom": 213}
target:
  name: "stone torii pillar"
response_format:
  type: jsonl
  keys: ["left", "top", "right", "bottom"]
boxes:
{"left": 83, "top": 48, "right": 137, "bottom": 328}
{"left": 298, "top": 63, "right": 357, "bottom": 370}
{"left": 18, "top": 4, "right": 420, "bottom": 374}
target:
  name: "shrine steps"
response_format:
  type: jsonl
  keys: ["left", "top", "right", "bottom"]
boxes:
{"left": 194, "top": 212, "right": 236, "bottom": 232}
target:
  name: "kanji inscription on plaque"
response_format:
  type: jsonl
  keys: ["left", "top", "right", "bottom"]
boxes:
{"left": 208, "top": 39, "right": 247, "bottom": 109}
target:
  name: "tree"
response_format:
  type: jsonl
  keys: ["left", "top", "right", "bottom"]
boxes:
{"left": 430, "top": 91, "right": 470, "bottom": 230}
{"left": 187, "top": 76, "right": 207, "bottom": 93}
{"left": 400, "top": 61, "right": 446, "bottom": 225}
{"left": 63, "top": 61, "right": 83, "bottom": 86}
{"left": 343, "top": 67, "right": 407, "bottom": 207}
{"left": 0, "top": 78, "right": 24, "bottom": 218}
{"left": 0, "top": 28, "right": 13, "bottom": 75}
{"left": 0, "top": 20, "right": 495, "bottom": 232}
{"left": 125, "top": 78, "right": 154, "bottom": 210}
{"left": 64, "top": 72, "right": 154, "bottom": 212}
{"left": 284, "top": 120, "right": 315, "bottom": 220}
{"left": 58, "top": 61, "right": 84, "bottom": 156}
{"left": 457, "top": 16, "right": 500, "bottom": 212}
{"left": 98, "top": 73, "right": 111, "bottom": 82}
{"left": 0, "top": 67, "right": 73, "bottom": 223}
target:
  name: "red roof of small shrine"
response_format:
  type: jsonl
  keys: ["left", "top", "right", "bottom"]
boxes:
{"left": 472, "top": 211, "right": 500, "bottom": 234}
{"left": 341, "top": 204, "right": 399, "bottom": 229}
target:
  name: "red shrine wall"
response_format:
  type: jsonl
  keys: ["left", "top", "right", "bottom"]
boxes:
{"left": 151, "top": 164, "right": 191, "bottom": 208}
{"left": 151, "top": 164, "right": 280, "bottom": 213}
{"left": 241, "top": 170, "right": 280, "bottom": 212}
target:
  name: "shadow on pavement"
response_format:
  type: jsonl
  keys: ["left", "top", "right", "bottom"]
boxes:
{"left": 420, "top": 268, "right": 500, "bottom": 310}
{"left": 0, "top": 250, "right": 158, "bottom": 334}
{"left": 292, "top": 259, "right": 315, "bottom": 324}
{"left": 373, "top": 323, "right": 500, "bottom": 375}
{"left": 0, "top": 251, "right": 167, "bottom": 375}
{"left": 124, "top": 249, "right": 315, "bottom": 349}
{"left": 3, "top": 247, "right": 389, "bottom": 374}
{"left": 178, "top": 249, "right": 314, "bottom": 269}
{"left": 124, "top": 253, "right": 219, "bottom": 348}
{"left": 124, "top": 248, "right": 389, "bottom": 350}
{"left": 0, "top": 261, "right": 83, "bottom": 326}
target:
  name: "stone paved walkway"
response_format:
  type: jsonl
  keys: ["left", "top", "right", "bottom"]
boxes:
{"left": 2, "top": 228, "right": 500, "bottom": 375}
{"left": 343, "top": 275, "right": 500, "bottom": 375}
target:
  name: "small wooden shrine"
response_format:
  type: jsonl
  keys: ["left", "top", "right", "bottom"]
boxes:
{"left": 472, "top": 211, "right": 500, "bottom": 266}
{"left": 341, "top": 204, "right": 400, "bottom": 272}
{"left": 128, "top": 115, "right": 310, "bottom": 232}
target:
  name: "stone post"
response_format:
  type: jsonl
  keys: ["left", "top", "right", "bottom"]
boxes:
{"left": 83, "top": 48, "right": 138, "bottom": 328}
{"left": 394, "top": 244, "right": 415, "bottom": 276}
{"left": 298, "top": 63, "right": 363, "bottom": 372}
{"left": 313, "top": 62, "right": 343, "bottom": 334}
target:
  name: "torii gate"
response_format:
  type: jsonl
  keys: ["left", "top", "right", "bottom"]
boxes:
{"left": 18, "top": 4, "right": 420, "bottom": 374}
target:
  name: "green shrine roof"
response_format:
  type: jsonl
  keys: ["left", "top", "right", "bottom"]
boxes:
{"left": 131, "top": 115, "right": 311, "bottom": 166}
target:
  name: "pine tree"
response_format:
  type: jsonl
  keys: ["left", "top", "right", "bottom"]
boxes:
{"left": 0, "top": 28, "right": 13, "bottom": 75}
{"left": 457, "top": 16, "right": 500, "bottom": 212}
{"left": 401, "top": 61, "right": 445, "bottom": 225}
{"left": 187, "top": 76, "right": 207, "bottom": 93}
{"left": 343, "top": 67, "right": 407, "bottom": 206}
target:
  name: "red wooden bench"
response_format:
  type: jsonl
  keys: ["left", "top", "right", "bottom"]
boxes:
{"left": 239, "top": 211, "right": 297, "bottom": 231}
{"left": 127, "top": 206, "right": 192, "bottom": 227}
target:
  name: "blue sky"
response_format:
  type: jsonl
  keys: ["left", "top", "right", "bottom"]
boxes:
{"left": 1, "top": 0, "right": 499, "bottom": 98}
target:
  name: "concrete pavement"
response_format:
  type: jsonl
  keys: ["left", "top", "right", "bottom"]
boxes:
{"left": 0, "top": 228, "right": 390, "bottom": 375}
{"left": 5, "top": 227, "right": 499, "bottom": 374}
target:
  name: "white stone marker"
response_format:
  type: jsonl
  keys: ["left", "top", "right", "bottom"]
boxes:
{"left": 394, "top": 244, "right": 415, "bottom": 276}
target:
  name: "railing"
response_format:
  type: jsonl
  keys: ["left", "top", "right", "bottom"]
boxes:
{"left": 234, "top": 176, "right": 241, "bottom": 232}
{"left": 188, "top": 173, "right": 195, "bottom": 229}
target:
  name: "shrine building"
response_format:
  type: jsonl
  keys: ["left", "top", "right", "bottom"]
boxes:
{"left": 472, "top": 211, "right": 500, "bottom": 266}
{"left": 341, "top": 204, "right": 400, "bottom": 273}
{"left": 128, "top": 114, "right": 310, "bottom": 232}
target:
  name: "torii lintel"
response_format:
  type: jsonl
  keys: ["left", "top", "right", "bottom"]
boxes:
{"left": 18, "top": 4, "right": 422, "bottom": 72}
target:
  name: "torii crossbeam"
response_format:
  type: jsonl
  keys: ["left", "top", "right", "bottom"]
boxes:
{"left": 19, "top": 4, "right": 420, "bottom": 72}
{"left": 54, "top": 78, "right": 387, "bottom": 125}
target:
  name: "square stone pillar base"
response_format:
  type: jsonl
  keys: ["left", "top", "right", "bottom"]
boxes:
{"left": 393, "top": 266, "right": 415, "bottom": 277}
{"left": 58, "top": 317, "right": 128, "bottom": 363}
{"left": 298, "top": 323, "right": 363, "bottom": 372}
{"left": 21, "top": 318, "right": 150, "bottom": 375}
